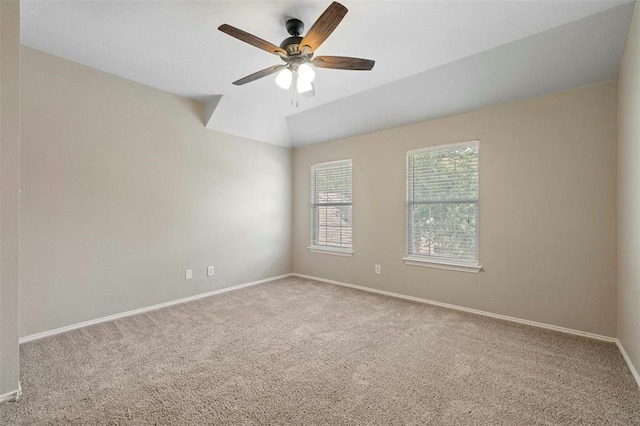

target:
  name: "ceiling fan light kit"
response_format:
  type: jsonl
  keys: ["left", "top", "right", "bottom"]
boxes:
{"left": 218, "top": 1, "right": 375, "bottom": 104}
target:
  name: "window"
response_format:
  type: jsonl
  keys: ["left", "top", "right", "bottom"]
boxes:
{"left": 404, "top": 141, "right": 480, "bottom": 272}
{"left": 310, "top": 160, "right": 353, "bottom": 256}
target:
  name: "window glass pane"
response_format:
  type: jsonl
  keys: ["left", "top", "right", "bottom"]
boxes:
{"left": 410, "top": 202, "right": 477, "bottom": 262}
{"left": 311, "top": 161, "right": 352, "bottom": 250}
{"left": 410, "top": 145, "right": 478, "bottom": 202}
{"left": 407, "top": 143, "right": 478, "bottom": 264}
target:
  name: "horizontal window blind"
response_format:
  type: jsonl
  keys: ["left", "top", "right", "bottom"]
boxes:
{"left": 311, "top": 160, "right": 352, "bottom": 250}
{"left": 407, "top": 142, "right": 479, "bottom": 264}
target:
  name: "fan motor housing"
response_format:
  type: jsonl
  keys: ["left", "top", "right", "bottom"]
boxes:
{"left": 281, "top": 19, "right": 308, "bottom": 57}
{"left": 280, "top": 36, "right": 303, "bottom": 56}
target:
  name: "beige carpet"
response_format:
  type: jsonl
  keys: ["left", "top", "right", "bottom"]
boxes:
{"left": 2, "top": 276, "right": 639, "bottom": 425}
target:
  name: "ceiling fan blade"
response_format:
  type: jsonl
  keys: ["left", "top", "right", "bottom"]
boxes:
{"left": 232, "top": 65, "right": 286, "bottom": 86}
{"left": 313, "top": 56, "right": 375, "bottom": 71}
{"left": 300, "top": 2, "right": 348, "bottom": 53}
{"left": 219, "top": 24, "right": 287, "bottom": 57}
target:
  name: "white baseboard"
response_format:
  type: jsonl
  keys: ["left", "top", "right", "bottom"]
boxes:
{"left": 20, "top": 273, "right": 294, "bottom": 344}
{"left": 616, "top": 340, "right": 640, "bottom": 389}
{"left": 0, "top": 382, "right": 22, "bottom": 404}
{"left": 291, "top": 273, "right": 616, "bottom": 343}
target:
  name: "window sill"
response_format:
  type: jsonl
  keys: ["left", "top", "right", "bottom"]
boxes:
{"left": 402, "top": 256, "right": 482, "bottom": 273}
{"left": 308, "top": 246, "right": 353, "bottom": 257}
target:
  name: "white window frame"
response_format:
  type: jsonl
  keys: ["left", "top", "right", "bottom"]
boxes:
{"left": 403, "top": 141, "right": 481, "bottom": 273}
{"left": 308, "top": 159, "right": 353, "bottom": 256}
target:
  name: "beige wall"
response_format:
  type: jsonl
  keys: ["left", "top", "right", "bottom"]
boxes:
{"left": 293, "top": 82, "right": 618, "bottom": 337}
{"left": 618, "top": 2, "right": 640, "bottom": 374}
{"left": 20, "top": 47, "right": 292, "bottom": 337}
{"left": 0, "top": 0, "right": 21, "bottom": 396}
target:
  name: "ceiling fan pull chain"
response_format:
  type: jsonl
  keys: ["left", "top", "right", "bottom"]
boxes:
{"left": 290, "top": 79, "right": 294, "bottom": 106}
{"left": 289, "top": 73, "right": 301, "bottom": 108}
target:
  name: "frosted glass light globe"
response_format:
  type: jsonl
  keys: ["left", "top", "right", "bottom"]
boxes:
{"left": 297, "top": 63, "right": 316, "bottom": 82}
{"left": 275, "top": 68, "right": 292, "bottom": 89}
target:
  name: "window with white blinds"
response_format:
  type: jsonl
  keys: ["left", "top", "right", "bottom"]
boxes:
{"left": 310, "top": 160, "right": 353, "bottom": 253}
{"left": 406, "top": 141, "right": 479, "bottom": 265}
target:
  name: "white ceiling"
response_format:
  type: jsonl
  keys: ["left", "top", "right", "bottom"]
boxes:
{"left": 21, "top": 0, "right": 635, "bottom": 147}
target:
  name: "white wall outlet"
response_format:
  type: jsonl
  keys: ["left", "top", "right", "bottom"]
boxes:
{"left": 375, "top": 264, "right": 382, "bottom": 275}
{"left": 207, "top": 266, "right": 215, "bottom": 277}
{"left": 185, "top": 269, "right": 193, "bottom": 280}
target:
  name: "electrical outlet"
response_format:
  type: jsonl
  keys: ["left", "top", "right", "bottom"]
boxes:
{"left": 207, "top": 266, "right": 215, "bottom": 277}
{"left": 185, "top": 269, "right": 193, "bottom": 280}
{"left": 375, "top": 264, "right": 381, "bottom": 275}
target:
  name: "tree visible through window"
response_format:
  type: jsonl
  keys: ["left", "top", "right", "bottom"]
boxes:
{"left": 311, "top": 160, "right": 352, "bottom": 252}
{"left": 407, "top": 141, "right": 479, "bottom": 265}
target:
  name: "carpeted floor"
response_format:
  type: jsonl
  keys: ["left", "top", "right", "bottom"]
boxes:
{"left": 2, "top": 276, "right": 640, "bottom": 425}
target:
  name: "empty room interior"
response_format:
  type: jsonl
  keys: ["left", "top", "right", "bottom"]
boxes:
{"left": 2, "top": 0, "right": 640, "bottom": 424}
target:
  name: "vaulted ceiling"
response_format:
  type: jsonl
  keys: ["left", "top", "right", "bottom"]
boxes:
{"left": 21, "top": 1, "right": 635, "bottom": 147}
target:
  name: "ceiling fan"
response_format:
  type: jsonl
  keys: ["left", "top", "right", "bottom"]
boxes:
{"left": 218, "top": 1, "right": 375, "bottom": 96}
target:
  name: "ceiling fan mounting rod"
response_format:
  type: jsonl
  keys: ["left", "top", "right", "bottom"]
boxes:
{"left": 280, "top": 19, "right": 315, "bottom": 59}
